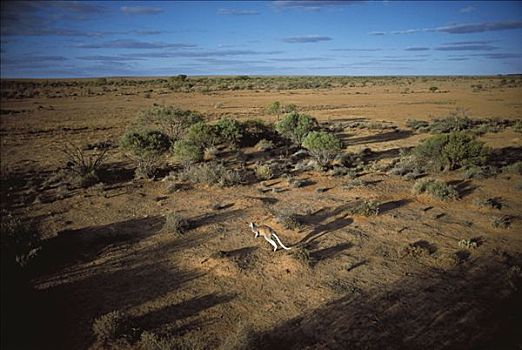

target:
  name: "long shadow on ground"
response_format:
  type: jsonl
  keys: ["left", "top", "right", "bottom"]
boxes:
{"left": 250, "top": 255, "right": 522, "bottom": 349}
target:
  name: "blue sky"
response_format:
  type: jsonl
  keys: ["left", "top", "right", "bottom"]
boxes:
{"left": 1, "top": 1, "right": 521, "bottom": 77}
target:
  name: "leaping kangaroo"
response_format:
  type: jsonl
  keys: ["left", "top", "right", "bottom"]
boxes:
{"left": 249, "top": 222, "right": 292, "bottom": 252}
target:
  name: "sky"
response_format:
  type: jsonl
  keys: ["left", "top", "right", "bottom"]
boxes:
{"left": 1, "top": 0, "right": 521, "bottom": 78}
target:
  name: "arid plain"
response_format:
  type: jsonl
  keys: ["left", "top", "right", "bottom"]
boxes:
{"left": 1, "top": 76, "right": 521, "bottom": 349}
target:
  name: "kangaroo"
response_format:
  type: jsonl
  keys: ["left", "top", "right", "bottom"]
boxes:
{"left": 249, "top": 222, "right": 291, "bottom": 251}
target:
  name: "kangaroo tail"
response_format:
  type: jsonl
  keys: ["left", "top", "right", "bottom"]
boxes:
{"left": 272, "top": 233, "right": 291, "bottom": 250}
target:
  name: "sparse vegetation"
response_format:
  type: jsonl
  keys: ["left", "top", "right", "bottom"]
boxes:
{"left": 349, "top": 200, "right": 380, "bottom": 216}
{"left": 490, "top": 215, "right": 512, "bottom": 229}
{"left": 474, "top": 197, "right": 502, "bottom": 210}
{"left": 254, "top": 164, "right": 275, "bottom": 181}
{"left": 412, "top": 179, "right": 459, "bottom": 200}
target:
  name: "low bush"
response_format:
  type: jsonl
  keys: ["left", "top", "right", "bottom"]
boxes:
{"left": 266, "top": 101, "right": 298, "bottom": 115}
{"left": 413, "top": 132, "right": 489, "bottom": 171}
{"left": 179, "top": 162, "right": 242, "bottom": 187}
{"left": 137, "top": 105, "right": 203, "bottom": 141}
{"left": 165, "top": 212, "right": 190, "bottom": 236}
{"left": 275, "top": 210, "right": 303, "bottom": 230}
{"left": 215, "top": 118, "right": 243, "bottom": 146}
{"left": 120, "top": 130, "right": 171, "bottom": 178}
{"left": 275, "top": 112, "right": 318, "bottom": 145}
{"left": 184, "top": 121, "right": 218, "bottom": 147}
{"left": 302, "top": 131, "right": 342, "bottom": 168}
{"left": 406, "top": 119, "right": 430, "bottom": 132}
{"left": 62, "top": 142, "right": 108, "bottom": 187}
{"left": 474, "top": 197, "right": 502, "bottom": 210}
{"left": 412, "top": 179, "right": 459, "bottom": 200}
{"left": 92, "top": 310, "right": 130, "bottom": 344}
{"left": 254, "top": 164, "right": 274, "bottom": 180}
{"left": 490, "top": 215, "right": 512, "bottom": 229}
{"left": 502, "top": 161, "right": 522, "bottom": 175}
{"left": 171, "top": 140, "right": 203, "bottom": 165}
{"left": 349, "top": 200, "right": 380, "bottom": 216}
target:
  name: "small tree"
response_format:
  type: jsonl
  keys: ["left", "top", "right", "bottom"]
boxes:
{"left": 302, "top": 131, "right": 342, "bottom": 168}
{"left": 275, "top": 112, "right": 318, "bottom": 145}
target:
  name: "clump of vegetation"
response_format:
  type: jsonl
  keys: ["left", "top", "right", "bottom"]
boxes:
{"left": 275, "top": 210, "right": 303, "bottom": 230}
{"left": 254, "top": 164, "right": 275, "bottom": 181}
{"left": 301, "top": 131, "right": 342, "bottom": 168}
{"left": 349, "top": 200, "right": 380, "bottom": 216}
{"left": 399, "top": 240, "right": 436, "bottom": 258}
{"left": 171, "top": 140, "right": 203, "bottom": 165}
{"left": 474, "top": 197, "right": 502, "bottom": 210}
{"left": 179, "top": 162, "right": 242, "bottom": 187}
{"left": 429, "top": 86, "right": 439, "bottom": 93}
{"left": 464, "top": 165, "right": 498, "bottom": 179}
{"left": 137, "top": 105, "right": 203, "bottom": 141}
{"left": 513, "top": 120, "right": 522, "bottom": 133}
{"left": 165, "top": 212, "right": 190, "bottom": 236}
{"left": 203, "top": 146, "right": 218, "bottom": 161}
{"left": 405, "top": 119, "right": 430, "bottom": 132}
{"left": 429, "top": 109, "right": 475, "bottom": 133}
{"left": 458, "top": 238, "right": 482, "bottom": 249}
{"left": 388, "top": 150, "right": 424, "bottom": 179}
{"left": 120, "top": 130, "right": 171, "bottom": 178}
{"left": 92, "top": 310, "right": 130, "bottom": 344}
{"left": 412, "top": 179, "right": 459, "bottom": 200}
{"left": 413, "top": 132, "right": 489, "bottom": 171}
{"left": 502, "top": 161, "right": 522, "bottom": 175}
{"left": 490, "top": 215, "right": 512, "bottom": 229}
{"left": 275, "top": 112, "right": 318, "bottom": 145}
{"left": 184, "top": 121, "right": 218, "bottom": 147}
{"left": 218, "top": 322, "right": 256, "bottom": 350}
{"left": 266, "top": 101, "right": 298, "bottom": 115}
{"left": 1, "top": 214, "right": 41, "bottom": 267}
{"left": 138, "top": 331, "right": 175, "bottom": 350}
{"left": 215, "top": 118, "right": 243, "bottom": 146}
{"left": 62, "top": 142, "right": 108, "bottom": 187}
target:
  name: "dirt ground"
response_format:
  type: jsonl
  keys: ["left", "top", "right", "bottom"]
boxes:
{"left": 1, "top": 76, "right": 521, "bottom": 349}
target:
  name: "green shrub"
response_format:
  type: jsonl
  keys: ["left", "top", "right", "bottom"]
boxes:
{"left": 302, "top": 131, "right": 342, "bottom": 168}
{"left": 266, "top": 101, "right": 281, "bottom": 115}
{"left": 429, "top": 112, "right": 475, "bottom": 133}
{"left": 429, "top": 86, "right": 438, "bottom": 93}
{"left": 254, "top": 164, "right": 274, "bottom": 180}
{"left": 412, "top": 179, "right": 459, "bottom": 200}
{"left": 165, "top": 212, "right": 190, "bottom": 236}
{"left": 406, "top": 119, "right": 430, "bottom": 132}
{"left": 503, "top": 161, "right": 522, "bottom": 175}
{"left": 172, "top": 140, "right": 203, "bottom": 165}
{"left": 215, "top": 118, "right": 243, "bottom": 146}
{"left": 137, "top": 105, "right": 203, "bottom": 141}
{"left": 120, "top": 130, "right": 171, "bottom": 178}
{"left": 513, "top": 120, "right": 522, "bottom": 133}
{"left": 275, "top": 112, "right": 318, "bottom": 145}
{"left": 413, "top": 132, "right": 489, "bottom": 171}
{"left": 185, "top": 121, "right": 218, "bottom": 147}
{"left": 179, "top": 162, "right": 242, "bottom": 187}
{"left": 92, "top": 310, "right": 130, "bottom": 344}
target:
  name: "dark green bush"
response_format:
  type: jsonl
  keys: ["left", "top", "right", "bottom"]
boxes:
{"left": 137, "top": 105, "right": 203, "bottom": 141}
{"left": 120, "top": 130, "right": 171, "bottom": 179}
{"left": 302, "top": 131, "right": 342, "bottom": 168}
{"left": 413, "top": 132, "right": 489, "bottom": 171}
{"left": 215, "top": 118, "right": 243, "bottom": 146}
{"left": 172, "top": 140, "right": 203, "bottom": 165}
{"left": 184, "top": 121, "right": 218, "bottom": 147}
{"left": 275, "top": 112, "right": 318, "bottom": 145}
